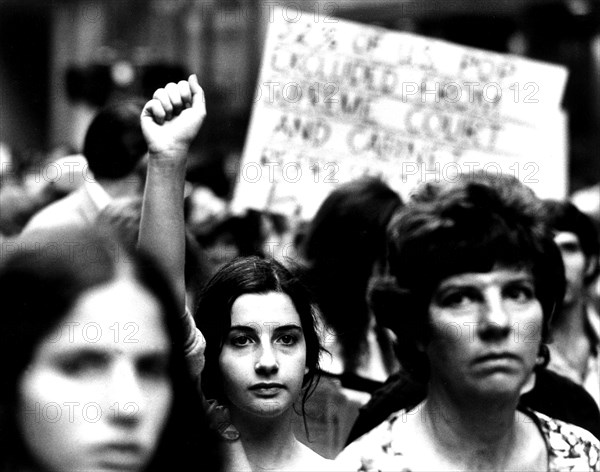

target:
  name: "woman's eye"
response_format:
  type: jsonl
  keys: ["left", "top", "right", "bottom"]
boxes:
{"left": 231, "top": 335, "right": 253, "bottom": 347}
{"left": 58, "top": 353, "right": 107, "bottom": 376}
{"left": 277, "top": 334, "right": 297, "bottom": 346}
{"left": 137, "top": 356, "right": 169, "bottom": 379}
{"left": 504, "top": 284, "right": 535, "bottom": 302}
{"left": 438, "top": 291, "right": 476, "bottom": 308}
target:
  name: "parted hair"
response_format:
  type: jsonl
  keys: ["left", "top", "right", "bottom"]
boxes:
{"left": 196, "top": 256, "right": 323, "bottom": 410}
{"left": 0, "top": 225, "right": 220, "bottom": 472}
{"left": 369, "top": 173, "right": 565, "bottom": 382}
{"left": 300, "top": 177, "right": 403, "bottom": 373}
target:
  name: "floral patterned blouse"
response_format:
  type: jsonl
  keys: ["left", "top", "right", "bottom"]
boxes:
{"left": 337, "top": 407, "right": 600, "bottom": 471}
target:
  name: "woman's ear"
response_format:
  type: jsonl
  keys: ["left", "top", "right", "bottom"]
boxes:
{"left": 304, "top": 366, "right": 309, "bottom": 375}
{"left": 584, "top": 255, "right": 599, "bottom": 281}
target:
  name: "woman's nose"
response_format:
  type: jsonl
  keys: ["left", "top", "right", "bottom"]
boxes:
{"left": 108, "top": 361, "right": 144, "bottom": 424}
{"left": 254, "top": 344, "right": 279, "bottom": 375}
{"left": 478, "top": 291, "right": 511, "bottom": 341}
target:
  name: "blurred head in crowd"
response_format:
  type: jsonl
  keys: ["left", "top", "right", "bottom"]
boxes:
{"left": 196, "top": 256, "right": 322, "bottom": 422}
{"left": 543, "top": 199, "right": 599, "bottom": 306}
{"left": 97, "top": 197, "right": 211, "bottom": 312}
{"left": 571, "top": 184, "right": 600, "bottom": 231}
{"left": 300, "top": 177, "right": 402, "bottom": 373}
{"left": 83, "top": 100, "right": 148, "bottom": 180}
{"left": 0, "top": 226, "right": 218, "bottom": 472}
{"left": 193, "top": 210, "right": 266, "bottom": 275}
{"left": 371, "top": 173, "right": 565, "bottom": 385}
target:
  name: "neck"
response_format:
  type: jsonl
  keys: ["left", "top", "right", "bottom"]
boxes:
{"left": 230, "top": 407, "right": 300, "bottom": 471}
{"left": 552, "top": 299, "right": 587, "bottom": 339}
{"left": 423, "top": 382, "right": 521, "bottom": 469}
{"left": 551, "top": 300, "right": 592, "bottom": 379}
{"left": 96, "top": 175, "right": 142, "bottom": 199}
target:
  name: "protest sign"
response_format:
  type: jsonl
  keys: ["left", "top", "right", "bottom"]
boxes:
{"left": 231, "top": 9, "right": 569, "bottom": 219}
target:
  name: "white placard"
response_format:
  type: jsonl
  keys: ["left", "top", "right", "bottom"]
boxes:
{"left": 231, "top": 9, "right": 569, "bottom": 218}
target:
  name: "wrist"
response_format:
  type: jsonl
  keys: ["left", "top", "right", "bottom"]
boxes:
{"left": 145, "top": 158, "right": 187, "bottom": 185}
{"left": 147, "top": 150, "right": 188, "bottom": 171}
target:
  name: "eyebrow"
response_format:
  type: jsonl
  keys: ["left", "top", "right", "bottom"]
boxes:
{"left": 437, "top": 273, "right": 534, "bottom": 290}
{"left": 53, "top": 348, "right": 108, "bottom": 358}
{"left": 556, "top": 240, "right": 581, "bottom": 249}
{"left": 228, "top": 324, "right": 303, "bottom": 334}
{"left": 273, "top": 324, "right": 303, "bottom": 334}
{"left": 52, "top": 346, "right": 170, "bottom": 358}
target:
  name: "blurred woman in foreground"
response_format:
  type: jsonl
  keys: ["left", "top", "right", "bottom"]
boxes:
{"left": 0, "top": 226, "right": 218, "bottom": 472}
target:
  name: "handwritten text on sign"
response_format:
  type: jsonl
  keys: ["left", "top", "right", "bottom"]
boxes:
{"left": 232, "top": 10, "right": 568, "bottom": 218}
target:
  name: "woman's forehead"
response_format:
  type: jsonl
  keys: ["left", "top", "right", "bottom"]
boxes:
{"left": 38, "top": 276, "right": 169, "bottom": 354}
{"left": 230, "top": 292, "right": 301, "bottom": 327}
{"left": 435, "top": 267, "right": 534, "bottom": 290}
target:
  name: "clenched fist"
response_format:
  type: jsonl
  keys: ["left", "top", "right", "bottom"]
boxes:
{"left": 141, "top": 74, "right": 206, "bottom": 157}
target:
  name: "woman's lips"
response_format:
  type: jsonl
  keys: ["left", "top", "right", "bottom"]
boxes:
{"left": 95, "top": 443, "right": 145, "bottom": 470}
{"left": 249, "top": 383, "right": 285, "bottom": 396}
{"left": 473, "top": 352, "right": 521, "bottom": 367}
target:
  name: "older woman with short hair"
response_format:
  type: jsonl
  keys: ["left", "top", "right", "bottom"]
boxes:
{"left": 338, "top": 173, "right": 600, "bottom": 471}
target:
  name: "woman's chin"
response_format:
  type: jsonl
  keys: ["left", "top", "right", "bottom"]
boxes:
{"left": 236, "top": 399, "right": 291, "bottom": 420}
{"left": 466, "top": 376, "right": 526, "bottom": 402}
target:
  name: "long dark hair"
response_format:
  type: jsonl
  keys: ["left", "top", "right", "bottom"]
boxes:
{"left": 300, "top": 177, "right": 402, "bottom": 374}
{"left": 0, "top": 225, "right": 220, "bottom": 471}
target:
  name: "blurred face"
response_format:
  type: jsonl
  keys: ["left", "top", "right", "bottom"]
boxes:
{"left": 204, "top": 233, "right": 240, "bottom": 275}
{"left": 554, "top": 231, "right": 587, "bottom": 305}
{"left": 425, "top": 267, "right": 543, "bottom": 400}
{"left": 219, "top": 292, "right": 307, "bottom": 419}
{"left": 18, "top": 275, "right": 173, "bottom": 472}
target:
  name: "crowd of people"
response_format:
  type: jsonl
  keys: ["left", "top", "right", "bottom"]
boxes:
{"left": 0, "top": 74, "right": 599, "bottom": 471}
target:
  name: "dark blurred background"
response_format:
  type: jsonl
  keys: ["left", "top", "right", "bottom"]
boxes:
{"left": 1, "top": 0, "right": 599, "bottom": 192}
